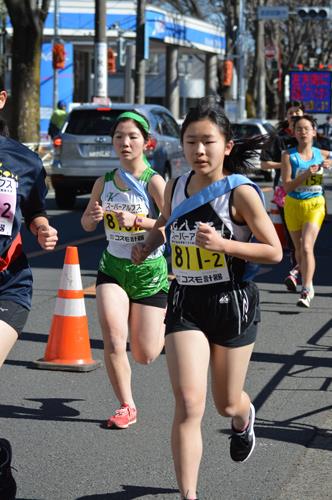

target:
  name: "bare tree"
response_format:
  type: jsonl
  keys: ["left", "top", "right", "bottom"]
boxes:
{"left": 156, "top": 0, "right": 332, "bottom": 118}
{"left": 263, "top": 0, "right": 332, "bottom": 117}
{"left": 4, "top": 0, "right": 50, "bottom": 142}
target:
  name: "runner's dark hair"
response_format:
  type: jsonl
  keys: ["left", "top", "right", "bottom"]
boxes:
{"left": 180, "top": 96, "right": 272, "bottom": 174}
{"left": 277, "top": 100, "right": 305, "bottom": 132}
{"left": 292, "top": 113, "right": 317, "bottom": 130}
{"left": 110, "top": 110, "right": 150, "bottom": 141}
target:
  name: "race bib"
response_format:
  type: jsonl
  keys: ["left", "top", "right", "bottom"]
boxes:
{"left": 0, "top": 171, "right": 18, "bottom": 236}
{"left": 295, "top": 167, "right": 323, "bottom": 194}
{"left": 104, "top": 211, "right": 146, "bottom": 245}
{"left": 171, "top": 229, "right": 230, "bottom": 286}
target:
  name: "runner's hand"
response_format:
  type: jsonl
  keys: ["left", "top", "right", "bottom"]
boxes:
{"left": 37, "top": 225, "right": 58, "bottom": 251}
{"left": 89, "top": 201, "right": 104, "bottom": 223}
{"left": 131, "top": 243, "right": 152, "bottom": 264}
{"left": 320, "top": 160, "right": 332, "bottom": 170}
{"left": 308, "top": 164, "right": 320, "bottom": 174}
{"left": 113, "top": 210, "right": 136, "bottom": 228}
{"left": 196, "top": 222, "right": 224, "bottom": 252}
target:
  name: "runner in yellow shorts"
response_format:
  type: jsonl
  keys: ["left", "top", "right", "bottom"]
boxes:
{"left": 284, "top": 195, "right": 325, "bottom": 232}
{"left": 281, "top": 114, "right": 332, "bottom": 308}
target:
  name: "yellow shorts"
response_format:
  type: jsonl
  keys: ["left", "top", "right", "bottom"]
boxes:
{"left": 284, "top": 195, "right": 325, "bottom": 232}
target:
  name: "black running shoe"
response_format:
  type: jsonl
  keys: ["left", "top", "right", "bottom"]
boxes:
{"left": 0, "top": 438, "right": 17, "bottom": 499}
{"left": 229, "top": 403, "right": 256, "bottom": 463}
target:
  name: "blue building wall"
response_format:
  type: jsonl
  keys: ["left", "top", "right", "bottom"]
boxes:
{"left": 39, "top": 2, "right": 225, "bottom": 138}
{"left": 40, "top": 43, "right": 74, "bottom": 140}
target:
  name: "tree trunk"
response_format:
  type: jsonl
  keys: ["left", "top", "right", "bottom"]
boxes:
{"left": 11, "top": 26, "right": 42, "bottom": 141}
{"left": 5, "top": 0, "right": 50, "bottom": 142}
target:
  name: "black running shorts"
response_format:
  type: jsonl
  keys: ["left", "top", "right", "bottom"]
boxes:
{"left": 0, "top": 300, "right": 29, "bottom": 336}
{"left": 165, "top": 280, "right": 260, "bottom": 348}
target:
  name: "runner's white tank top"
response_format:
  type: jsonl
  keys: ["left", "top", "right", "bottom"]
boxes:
{"left": 101, "top": 169, "right": 163, "bottom": 260}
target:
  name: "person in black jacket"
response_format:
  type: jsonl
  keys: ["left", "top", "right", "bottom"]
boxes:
{"left": 0, "top": 84, "right": 58, "bottom": 499}
{"left": 260, "top": 100, "right": 305, "bottom": 292}
{"left": 319, "top": 115, "right": 332, "bottom": 138}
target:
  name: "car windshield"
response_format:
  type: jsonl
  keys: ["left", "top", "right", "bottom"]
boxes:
{"left": 65, "top": 109, "right": 125, "bottom": 135}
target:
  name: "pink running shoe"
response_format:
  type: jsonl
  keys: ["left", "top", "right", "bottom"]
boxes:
{"left": 106, "top": 404, "right": 137, "bottom": 429}
{"left": 284, "top": 273, "right": 297, "bottom": 292}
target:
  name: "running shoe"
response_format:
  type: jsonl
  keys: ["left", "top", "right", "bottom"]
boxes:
{"left": 229, "top": 403, "right": 256, "bottom": 463}
{"left": 297, "top": 287, "right": 315, "bottom": 308}
{"left": 0, "top": 438, "right": 16, "bottom": 500}
{"left": 106, "top": 404, "right": 137, "bottom": 429}
{"left": 284, "top": 273, "right": 298, "bottom": 292}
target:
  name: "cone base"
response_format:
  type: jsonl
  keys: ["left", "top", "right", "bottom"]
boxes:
{"left": 33, "top": 358, "right": 102, "bottom": 372}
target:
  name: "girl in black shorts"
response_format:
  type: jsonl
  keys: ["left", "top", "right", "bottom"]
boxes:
{"left": 132, "top": 97, "right": 282, "bottom": 500}
{"left": 0, "top": 86, "right": 58, "bottom": 498}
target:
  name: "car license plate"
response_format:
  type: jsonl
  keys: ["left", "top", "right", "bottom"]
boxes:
{"left": 83, "top": 145, "right": 112, "bottom": 157}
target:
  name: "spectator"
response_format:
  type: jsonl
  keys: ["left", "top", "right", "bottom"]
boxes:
{"left": 48, "top": 100, "right": 67, "bottom": 138}
{"left": 319, "top": 115, "right": 332, "bottom": 138}
{"left": 260, "top": 100, "right": 305, "bottom": 292}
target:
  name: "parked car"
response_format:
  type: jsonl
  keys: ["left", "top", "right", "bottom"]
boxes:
{"left": 231, "top": 119, "right": 276, "bottom": 181}
{"left": 50, "top": 103, "right": 189, "bottom": 209}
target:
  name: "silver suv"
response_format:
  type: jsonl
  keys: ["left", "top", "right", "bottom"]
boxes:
{"left": 50, "top": 103, "right": 188, "bottom": 209}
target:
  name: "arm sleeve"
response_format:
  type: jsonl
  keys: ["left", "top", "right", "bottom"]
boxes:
{"left": 260, "top": 135, "right": 280, "bottom": 161}
{"left": 21, "top": 166, "right": 48, "bottom": 230}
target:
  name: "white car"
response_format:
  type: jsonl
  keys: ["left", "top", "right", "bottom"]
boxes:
{"left": 231, "top": 119, "right": 276, "bottom": 181}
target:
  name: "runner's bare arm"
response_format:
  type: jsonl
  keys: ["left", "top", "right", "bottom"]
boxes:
{"left": 281, "top": 151, "right": 316, "bottom": 192}
{"left": 131, "top": 178, "right": 174, "bottom": 264}
{"left": 81, "top": 177, "right": 104, "bottom": 232}
{"left": 196, "top": 185, "right": 282, "bottom": 264}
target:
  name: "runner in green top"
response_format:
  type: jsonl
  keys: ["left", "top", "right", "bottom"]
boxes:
{"left": 81, "top": 110, "right": 168, "bottom": 429}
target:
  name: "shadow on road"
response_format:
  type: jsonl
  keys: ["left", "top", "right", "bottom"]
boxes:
{"left": 76, "top": 484, "right": 178, "bottom": 499}
{"left": 0, "top": 398, "right": 101, "bottom": 424}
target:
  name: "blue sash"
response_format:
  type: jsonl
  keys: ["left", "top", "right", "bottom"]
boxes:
{"left": 165, "top": 174, "right": 264, "bottom": 281}
{"left": 118, "top": 169, "right": 154, "bottom": 213}
{"left": 165, "top": 174, "right": 264, "bottom": 242}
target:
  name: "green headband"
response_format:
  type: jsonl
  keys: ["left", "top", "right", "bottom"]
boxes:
{"left": 116, "top": 111, "right": 150, "bottom": 133}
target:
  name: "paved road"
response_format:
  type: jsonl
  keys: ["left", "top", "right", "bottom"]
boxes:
{"left": 1, "top": 180, "right": 331, "bottom": 499}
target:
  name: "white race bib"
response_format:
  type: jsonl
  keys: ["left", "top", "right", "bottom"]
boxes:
{"left": 0, "top": 173, "right": 18, "bottom": 236}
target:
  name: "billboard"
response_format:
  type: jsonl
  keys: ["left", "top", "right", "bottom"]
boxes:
{"left": 289, "top": 71, "right": 332, "bottom": 113}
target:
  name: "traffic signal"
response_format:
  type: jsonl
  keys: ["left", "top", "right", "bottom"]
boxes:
{"left": 52, "top": 42, "right": 65, "bottom": 70}
{"left": 297, "top": 7, "right": 331, "bottom": 20}
{"left": 222, "top": 60, "right": 233, "bottom": 87}
{"left": 107, "top": 48, "right": 116, "bottom": 74}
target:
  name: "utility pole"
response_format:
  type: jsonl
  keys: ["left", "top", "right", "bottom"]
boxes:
{"left": 53, "top": 0, "right": 59, "bottom": 108}
{"left": 94, "top": 0, "right": 108, "bottom": 100}
{"left": 256, "top": 0, "right": 266, "bottom": 119}
{"left": 135, "top": 0, "right": 146, "bottom": 104}
{"left": 237, "top": 0, "right": 246, "bottom": 120}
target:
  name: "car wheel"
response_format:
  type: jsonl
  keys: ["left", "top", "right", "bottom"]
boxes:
{"left": 55, "top": 188, "right": 76, "bottom": 209}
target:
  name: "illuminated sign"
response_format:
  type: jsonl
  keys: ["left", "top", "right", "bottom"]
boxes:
{"left": 289, "top": 71, "right": 332, "bottom": 113}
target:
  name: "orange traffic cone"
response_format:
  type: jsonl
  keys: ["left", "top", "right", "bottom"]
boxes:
{"left": 34, "top": 246, "right": 101, "bottom": 372}
{"left": 269, "top": 201, "right": 288, "bottom": 249}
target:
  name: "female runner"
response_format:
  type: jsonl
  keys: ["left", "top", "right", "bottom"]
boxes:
{"left": 81, "top": 111, "right": 168, "bottom": 428}
{"left": 132, "top": 99, "right": 282, "bottom": 499}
